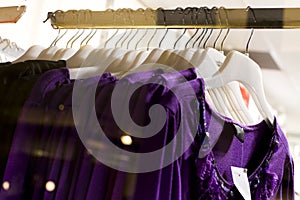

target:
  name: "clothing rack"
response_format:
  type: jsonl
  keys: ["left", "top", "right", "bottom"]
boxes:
{"left": 47, "top": 7, "right": 300, "bottom": 29}
{"left": 0, "top": 6, "right": 26, "bottom": 23}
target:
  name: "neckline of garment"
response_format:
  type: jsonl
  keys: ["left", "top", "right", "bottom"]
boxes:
{"left": 208, "top": 124, "right": 278, "bottom": 191}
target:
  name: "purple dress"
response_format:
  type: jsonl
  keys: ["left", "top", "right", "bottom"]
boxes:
{"left": 0, "top": 67, "right": 70, "bottom": 199}
{"left": 167, "top": 78, "right": 295, "bottom": 200}
{"left": 84, "top": 68, "right": 198, "bottom": 200}
{"left": 1, "top": 67, "right": 196, "bottom": 199}
{"left": 1, "top": 67, "right": 294, "bottom": 200}
{"left": 0, "top": 60, "right": 66, "bottom": 184}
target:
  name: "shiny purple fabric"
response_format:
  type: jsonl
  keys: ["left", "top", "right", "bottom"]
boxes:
{"left": 0, "top": 68, "right": 70, "bottom": 199}
{"left": 85, "top": 68, "right": 198, "bottom": 200}
{"left": 0, "top": 67, "right": 294, "bottom": 200}
{"left": 0, "top": 60, "right": 66, "bottom": 184}
{"left": 169, "top": 79, "right": 295, "bottom": 200}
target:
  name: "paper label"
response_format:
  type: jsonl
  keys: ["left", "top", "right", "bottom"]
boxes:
{"left": 231, "top": 166, "right": 251, "bottom": 200}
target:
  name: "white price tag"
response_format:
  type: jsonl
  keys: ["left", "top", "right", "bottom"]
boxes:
{"left": 231, "top": 166, "right": 251, "bottom": 200}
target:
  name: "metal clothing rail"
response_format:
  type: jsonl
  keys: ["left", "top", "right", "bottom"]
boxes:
{"left": 0, "top": 6, "right": 26, "bottom": 24}
{"left": 47, "top": 7, "right": 300, "bottom": 29}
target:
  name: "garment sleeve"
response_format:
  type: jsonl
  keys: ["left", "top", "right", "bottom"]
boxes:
{"left": 276, "top": 156, "right": 295, "bottom": 200}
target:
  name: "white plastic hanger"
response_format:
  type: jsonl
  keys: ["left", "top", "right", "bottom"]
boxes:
{"left": 205, "top": 50, "right": 274, "bottom": 125}
{"left": 66, "top": 45, "right": 94, "bottom": 68}
{"left": 55, "top": 29, "right": 97, "bottom": 61}
{"left": 13, "top": 45, "right": 45, "bottom": 63}
{"left": 38, "top": 30, "right": 73, "bottom": 60}
{"left": 0, "top": 39, "right": 25, "bottom": 61}
{"left": 141, "top": 48, "right": 164, "bottom": 64}
{"left": 108, "top": 49, "right": 149, "bottom": 77}
{"left": 203, "top": 47, "right": 252, "bottom": 124}
{"left": 189, "top": 46, "right": 227, "bottom": 118}
{"left": 70, "top": 28, "right": 133, "bottom": 78}
{"left": 36, "top": 45, "right": 60, "bottom": 60}
{"left": 194, "top": 25, "right": 253, "bottom": 124}
{"left": 139, "top": 27, "right": 172, "bottom": 66}
{"left": 104, "top": 28, "right": 154, "bottom": 76}
{"left": 52, "top": 48, "right": 77, "bottom": 61}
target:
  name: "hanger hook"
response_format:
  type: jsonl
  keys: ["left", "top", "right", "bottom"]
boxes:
{"left": 185, "top": 7, "right": 198, "bottom": 48}
{"left": 173, "top": 7, "right": 191, "bottom": 49}
{"left": 126, "top": 29, "right": 138, "bottom": 49}
{"left": 118, "top": 10, "right": 132, "bottom": 48}
{"left": 66, "top": 10, "right": 80, "bottom": 48}
{"left": 147, "top": 29, "right": 158, "bottom": 51}
{"left": 135, "top": 29, "right": 148, "bottom": 50}
{"left": 121, "top": 29, "right": 133, "bottom": 48}
{"left": 105, "top": 29, "right": 119, "bottom": 48}
{"left": 203, "top": 7, "right": 217, "bottom": 48}
{"left": 85, "top": 29, "right": 97, "bottom": 45}
{"left": 213, "top": 7, "right": 223, "bottom": 49}
{"left": 245, "top": 28, "right": 254, "bottom": 56}
{"left": 158, "top": 8, "right": 168, "bottom": 48}
{"left": 115, "top": 29, "right": 128, "bottom": 48}
{"left": 80, "top": 29, "right": 94, "bottom": 46}
{"left": 66, "top": 29, "right": 79, "bottom": 48}
{"left": 104, "top": 10, "right": 118, "bottom": 48}
{"left": 198, "top": 7, "right": 210, "bottom": 48}
{"left": 192, "top": 7, "right": 205, "bottom": 47}
{"left": 50, "top": 10, "right": 67, "bottom": 47}
{"left": 121, "top": 29, "right": 132, "bottom": 48}
{"left": 54, "top": 29, "right": 68, "bottom": 46}
{"left": 70, "top": 29, "right": 85, "bottom": 48}
{"left": 147, "top": 8, "right": 160, "bottom": 50}
{"left": 245, "top": 6, "right": 256, "bottom": 55}
{"left": 80, "top": 10, "right": 96, "bottom": 46}
{"left": 220, "top": 7, "right": 230, "bottom": 52}
{"left": 135, "top": 9, "right": 148, "bottom": 50}
{"left": 50, "top": 29, "right": 61, "bottom": 47}
{"left": 115, "top": 9, "right": 128, "bottom": 48}
{"left": 122, "top": 9, "right": 134, "bottom": 49}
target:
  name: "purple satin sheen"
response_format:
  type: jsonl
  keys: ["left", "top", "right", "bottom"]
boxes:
{"left": 0, "top": 68, "right": 70, "bottom": 199}
{"left": 176, "top": 79, "right": 294, "bottom": 200}
{"left": 0, "top": 67, "right": 294, "bottom": 200}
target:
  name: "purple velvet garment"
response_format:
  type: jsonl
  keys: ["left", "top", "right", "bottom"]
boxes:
{"left": 84, "top": 68, "right": 198, "bottom": 200}
{"left": 1, "top": 66, "right": 294, "bottom": 200}
{"left": 0, "top": 60, "right": 66, "bottom": 184}
{"left": 129, "top": 78, "right": 205, "bottom": 200}
{"left": 168, "top": 79, "right": 295, "bottom": 200}
{"left": 195, "top": 103, "right": 295, "bottom": 200}
{"left": 0, "top": 68, "right": 70, "bottom": 199}
{"left": 42, "top": 73, "right": 117, "bottom": 200}
{"left": 22, "top": 72, "right": 115, "bottom": 199}
{"left": 37, "top": 68, "right": 197, "bottom": 200}
{"left": 40, "top": 69, "right": 175, "bottom": 199}
{"left": 73, "top": 69, "right": 167, "bottom": 200}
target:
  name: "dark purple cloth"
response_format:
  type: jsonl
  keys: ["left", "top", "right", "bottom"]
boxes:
{"left": 82, "top": 68, "right": 199, "bottom": 200}
{"left": 129, "top": 78, "right": 205, "bottom": 200}
{"left": 42, "top": 73, "right": 117, "bottom": 200}
{"left": 0, "top": 60, "right": 66, "bottom": 184}
{"left": 168, "top": 79, "right": 295, "bottom": 200}
{"left": 0, "top": 66, "right": 294, "bottom": 200}
{"left": 0, "top": 67, "right": 70, "bottom": 199}
{"left": 194, "top": 102, "right": 295, "bottom": 200}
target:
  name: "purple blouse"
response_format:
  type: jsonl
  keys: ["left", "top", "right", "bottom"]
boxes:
{"left": 0, "top": 67, "right": 294, "bottom": 200}
{"left": 0, "top": 68, "right": 70, "bottom": 199}
{"left": 167, "top": 78, "right": 295, "bottom": 200}
{"left": 85, "top": 68, "right": 198, "bottom": 200}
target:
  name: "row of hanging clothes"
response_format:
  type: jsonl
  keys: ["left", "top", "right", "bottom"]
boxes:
{"left": 0, "top": 5, "right": 26, "bottom": 62}
{"left": 0, "top": 7, "right": 295, "bottom": 200}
